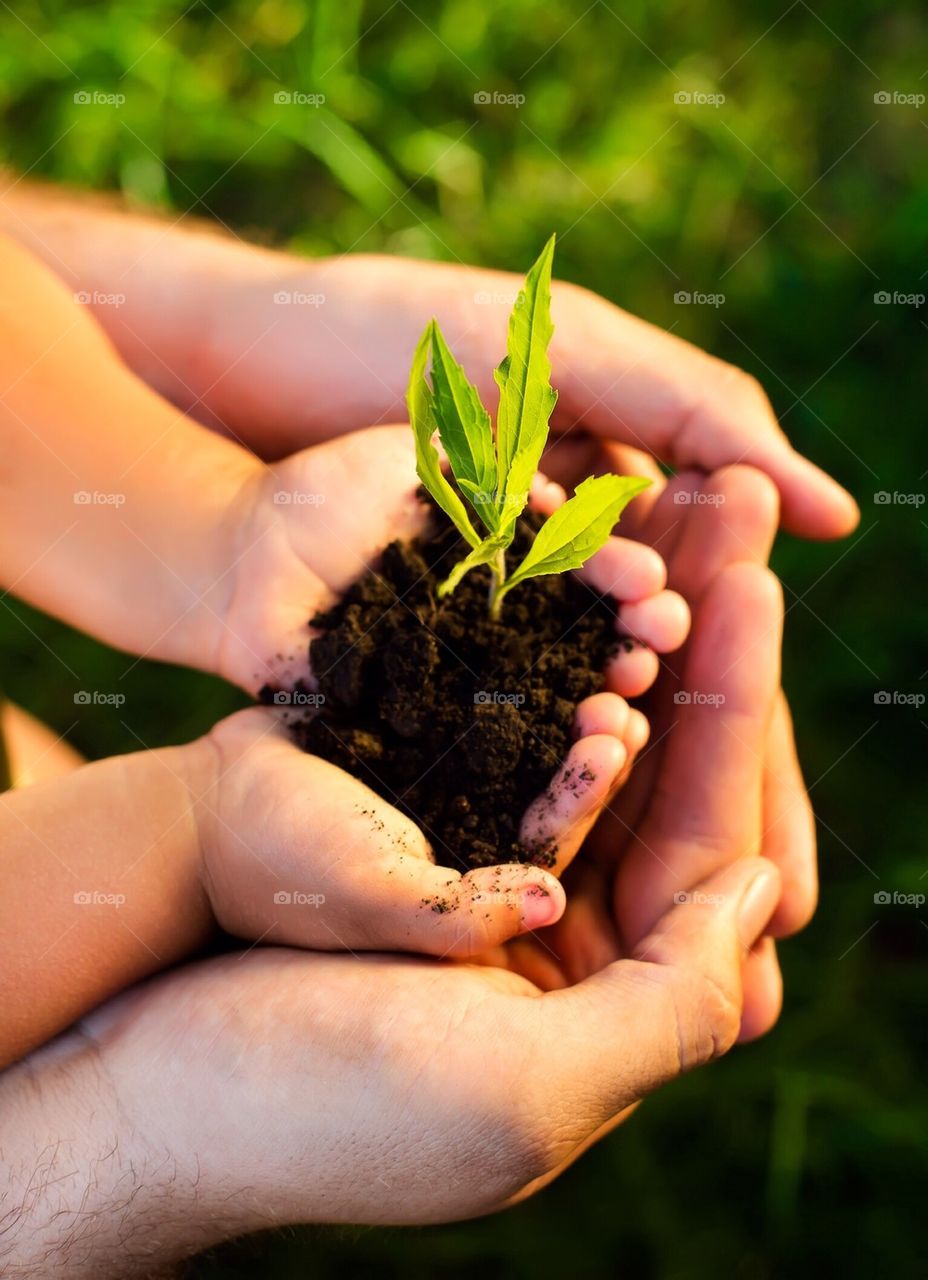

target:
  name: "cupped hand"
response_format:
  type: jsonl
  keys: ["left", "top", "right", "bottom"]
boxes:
{"left": 486, "top": 459, "right": 815, "bottom": 1041}
{"left": 190, "top": 252, "right": 858, "bottom": 539}
{"left": 200, "top": 702, "right": 622, "bottom": 958}
{"left": 211, "top": 423, "right": 687, "bottom": 884}
{"left": 71, "top": 852, "right": 778, "bottom": 1252}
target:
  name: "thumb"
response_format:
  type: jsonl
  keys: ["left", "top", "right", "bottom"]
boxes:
{"left": 531, "top": 858, "right": 780, "bottom": 1120}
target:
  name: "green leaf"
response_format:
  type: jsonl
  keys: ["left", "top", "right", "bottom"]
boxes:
{"left": 493, "top": 233, "right": 559, "bottom": 525}
{"left": 429, "top": 322, "right": 498, "bottom": 530}
{"left": 436, "top": 535, "right": 507, "bottom": 598}
{"left": 496, "top": 474, "right": 651, "bottom": 605}
{"left": 406, "top": 325, "right": 481, "bottom": 550}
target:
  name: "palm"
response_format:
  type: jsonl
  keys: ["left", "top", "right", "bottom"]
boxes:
{"left": 220, "top": 425, "right": 425, "bottom": 695}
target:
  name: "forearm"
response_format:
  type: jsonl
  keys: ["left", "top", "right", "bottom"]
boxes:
{"left": 0, "top": 1032, "right": 232, "bottom": 1278}
{"left": 0, "top": 231, "right": 263, "bottom": 670}
{"left": 0, "top": 739, "right": 214, "bottom": 1069}
{"left": 0, "top": 179, "right": 280, "bottom": 418}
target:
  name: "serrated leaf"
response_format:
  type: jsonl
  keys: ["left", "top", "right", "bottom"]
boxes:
{"left": 437, "top": 535, "right": 507, "bottom": 598}
{"left": 493, "top": 234, "right": 558, "bottom": 524}
{"left": 406, "top": 325, "right": 480, "bottom": 550}
{"left": 429, "top": 323, "right": 498, "bottom": 531}
{"left": 496, "top": 474, "right": 651, "bottom": 605}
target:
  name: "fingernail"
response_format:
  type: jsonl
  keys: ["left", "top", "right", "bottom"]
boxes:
{"left": 520, "top": 884, "right": 558, "bottom": 932}
{"left": 737, "top": 870, "right": 778, "bottom": 949}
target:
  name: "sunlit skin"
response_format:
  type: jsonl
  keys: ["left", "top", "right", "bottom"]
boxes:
{"left": 0, "top": 235, "right": 686, "bottom": 1068}
{"left": 0, "top": 570, "right": 782, "bottom": 1272}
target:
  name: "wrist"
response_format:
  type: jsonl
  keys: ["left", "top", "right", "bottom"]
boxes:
{"left": 0, "top": 1025, "right": 241, "bottom": 1277}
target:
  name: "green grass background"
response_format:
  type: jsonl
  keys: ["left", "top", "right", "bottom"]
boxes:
{"left": 1, "top": 0, "right": 925, "bottom": 1275}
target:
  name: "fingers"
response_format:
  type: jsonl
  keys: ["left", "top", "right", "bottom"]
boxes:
{"left": 549, "top": 295, "right": 858, "bottom": 539}
{"left": 353, "top": 859, "right": 568, "bottom": 958}
{"left": 533, "top": 858, "right": 781, "bottom": 1118}
{"left": 615, "top": 563, "right": 783, "bottom": 944}
{"left": 579, "top": 537, "right": 666, "bottom": 602}
{"left": 521, "top": 734, "right": 626, "bottom": 876}
{"left": 530, "top": 464, "right": 678, "bottom": 694}
{"left": 666, "top": 465, "right": 780, "bottom": 600}
{"left": 209, "top": 709, "right": 570, "bottom": 958}
{"left": 572, "top": 690, "right": 629, "bottom": 740}
{"left": 737, "top": 937, "right": 784, "bottom": 1042}
{"left": 762, "top": 693, "right": 818, "bottom": 937}
{"left": 673, "top": 383, "right": 860, "bottom": 540}
{"left": 618, "top": 589, "right": 690, "bottom": 653}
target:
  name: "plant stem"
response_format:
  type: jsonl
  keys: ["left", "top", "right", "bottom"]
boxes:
{"left": 488, "top": 547, "right": 508, "bottom": 620}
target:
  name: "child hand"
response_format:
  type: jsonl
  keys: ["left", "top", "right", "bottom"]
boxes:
{"left": 219, "top": 425, "right": 689, "bottom": 698}
{"left": 196, "top": 703, "right": 644, "bottom": 955}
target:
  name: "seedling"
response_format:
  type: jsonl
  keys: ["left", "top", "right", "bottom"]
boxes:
{"left": 406, "top": 235, "right": 650, "bottom": 618}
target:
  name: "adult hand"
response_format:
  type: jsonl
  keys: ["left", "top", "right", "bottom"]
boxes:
{"left": 0, "top": 193, "right": 859, "bottom": 538}
{"left": 484, "top": 469, "right": 813, "bottom": 1042}
{"left": 0, "top": 847, "right": 778, "bottom": 1276}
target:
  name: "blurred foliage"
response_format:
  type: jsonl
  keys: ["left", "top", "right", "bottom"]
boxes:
{"left": 0, "top": 0, "right": 925, "bottom": 1276}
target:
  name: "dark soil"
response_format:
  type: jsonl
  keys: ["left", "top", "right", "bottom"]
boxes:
{"left": 266, "top": 504, "right": 621, "bottom": 871}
